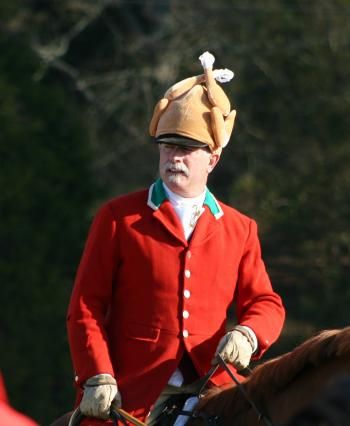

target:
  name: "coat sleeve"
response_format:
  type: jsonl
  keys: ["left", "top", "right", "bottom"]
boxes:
{"left": 67, "top": 203, "right": 118, "bottom": 387}
{"left": 235, "top": 219, "right": 285, "bottom": 358}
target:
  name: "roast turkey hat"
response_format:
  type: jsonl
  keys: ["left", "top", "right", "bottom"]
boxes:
{"left": 149, "top": 52, "right": 236, "bottom": 153}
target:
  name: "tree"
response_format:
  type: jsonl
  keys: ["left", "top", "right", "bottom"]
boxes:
{"left": 0, "top": 33, "right": 99, "bottom": 422}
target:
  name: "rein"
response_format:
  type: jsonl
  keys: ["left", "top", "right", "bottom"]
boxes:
{"left": 68, "top": 357, "right": 274, "bottom": 426}
{"left": 215, "top": 355, "right": 274, "bottom": 426}
{"left": 175, "top": 355, "right": 275, "bottom": 426}
{"left": 68, "top": 405, "right": 146, "bottom": 426}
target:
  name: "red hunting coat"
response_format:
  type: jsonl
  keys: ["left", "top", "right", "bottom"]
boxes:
{"left": 67, "top": 179, "right": 285, "bottom": 422}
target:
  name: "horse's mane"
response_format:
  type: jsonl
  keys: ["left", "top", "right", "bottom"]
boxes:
{"left": 245, "top": 326, "right": 350, "bottom": 393}
{"left": 198, "top": 327, "right": 350, "bottom": 418}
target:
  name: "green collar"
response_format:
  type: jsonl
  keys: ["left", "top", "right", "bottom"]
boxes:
{"left": 147, "top": 179, "right": 223, "bottom": 219}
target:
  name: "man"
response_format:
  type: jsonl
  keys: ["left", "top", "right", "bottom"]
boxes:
{"left": 67, "top": 52, "right": 285, "bottom": 424}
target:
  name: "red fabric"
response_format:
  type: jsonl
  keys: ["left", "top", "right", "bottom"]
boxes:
{"left": 67, "top": 187, "right": 285, "bottom": 421}
{"left": 0, "top": 374, "right": 9, "bottom": 404}
{"left": 0, "top": 374, "right": 38, "bottom": 426}
{"left": 0, "top": 403, "right": 37, "bottom": 426}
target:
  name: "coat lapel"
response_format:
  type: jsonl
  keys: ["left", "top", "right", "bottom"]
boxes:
{"left": 148, "top": 180, "right": 187, "bottom": 246}
{"left": 189, "top": 205, "right": 221, "bottom": 248}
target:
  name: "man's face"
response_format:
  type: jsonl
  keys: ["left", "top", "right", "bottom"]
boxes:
{"left": 158, "top": 143, "right": 220, "bottom": 197}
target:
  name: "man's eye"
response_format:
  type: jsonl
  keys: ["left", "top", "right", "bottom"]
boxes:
{"left": 181, "top": 147, "right": 194, "bottom": 153}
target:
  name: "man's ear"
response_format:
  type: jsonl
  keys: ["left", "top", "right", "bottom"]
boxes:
{"left": 208, "top": 152, "right": 221, "bottom": 173}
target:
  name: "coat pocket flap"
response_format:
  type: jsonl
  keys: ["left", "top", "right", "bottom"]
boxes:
{"left": 126, "top": 322, "right": 160, "bottom": 342}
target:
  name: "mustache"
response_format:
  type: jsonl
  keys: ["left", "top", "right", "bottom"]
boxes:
{"left": 164, "top": 162, "right": 190, "bottom": 177}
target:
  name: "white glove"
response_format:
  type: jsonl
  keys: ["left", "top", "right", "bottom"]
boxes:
{"left": 80, "top": 373, "right": 121, "bottom": 419}
{"left": 212, "top": 328, "right": 254, "bottom": 370}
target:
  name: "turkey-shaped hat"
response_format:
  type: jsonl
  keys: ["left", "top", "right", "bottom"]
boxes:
{"left": 149, "top": 51, "right": 236, "bottom": 153}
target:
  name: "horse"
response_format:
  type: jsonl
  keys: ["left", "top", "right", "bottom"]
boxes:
{"left": 51, "top": 327, "right": 350, "bottom": 426}
{"left": 191, "top": 326, "right": 350, "bottom": 426}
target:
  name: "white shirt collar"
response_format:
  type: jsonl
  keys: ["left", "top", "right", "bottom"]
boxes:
{"left": 162, "top": 183, "right": 206, "bottom": 207}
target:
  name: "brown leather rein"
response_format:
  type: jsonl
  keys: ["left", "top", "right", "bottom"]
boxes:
{"left": 68, "top": 355, "right": 274, "bottom": 426}
{"left": 68, "top": 405, "right": 146, "bottom": 426}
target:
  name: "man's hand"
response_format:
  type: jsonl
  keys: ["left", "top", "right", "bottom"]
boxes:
{"left": 80, "top": 374, "right": 121, "bottom": 419}
{"left": 212, "top": 329, "right": 254, "bottom": 370}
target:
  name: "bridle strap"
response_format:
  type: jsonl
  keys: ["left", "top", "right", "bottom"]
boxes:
{"left": 197, "top": 364, "right": 220, "bottom": 395}
{"left": 216, "top": 355, "right": 274, "bottom": 426}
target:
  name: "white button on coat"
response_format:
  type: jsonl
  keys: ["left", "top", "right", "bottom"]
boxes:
{"left": 183, "top": 310, "right": 190, "bottom": 319}
{"left": 184, "top": 270, "right": 191, "bottom": 278}
{"left": 183, "top": 330, "right": 189, "bottom": 338}
{"left": 184, "top": 289, "right": 191, "bottom": 298}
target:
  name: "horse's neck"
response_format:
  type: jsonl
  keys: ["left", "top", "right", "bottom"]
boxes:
{"left": 197, "top": 328, "right": 350, "bottom": 426}
{"left": 208, "top": 354, "right": 350, "bottom": 426}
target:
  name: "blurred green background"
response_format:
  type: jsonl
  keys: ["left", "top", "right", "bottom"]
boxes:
{"left": 1, "top": 1, "right": 350, "bottom": 423}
